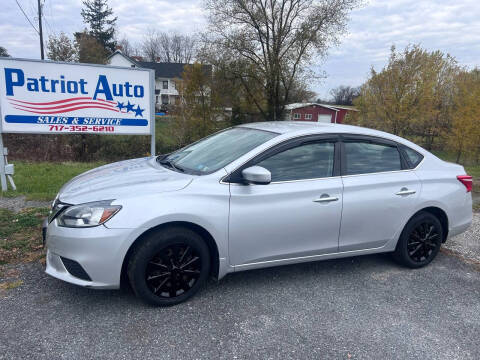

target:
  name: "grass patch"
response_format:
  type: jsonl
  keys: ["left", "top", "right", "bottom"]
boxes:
{"left": 0, "top": 207, "right": 49, "bottom": 265}
{"left": 465, "top": 165, "right": 480, "bottom": 180}
{"left": 1, "top": 161, "right": 104, "bottom": 201}
{"left": 0, "top": 280, "right": 23, "bottom": 291}
{"left": 155, "top": 116, "right": 180, "bottom": 153}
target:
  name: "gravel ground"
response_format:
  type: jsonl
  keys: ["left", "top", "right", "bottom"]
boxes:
{"left": 1, "top": 251, "right": 479, "bottom": 360}
{"left": 444, "top": 213, "right": 480, "bottom": 263}
{"left": 0, "top": 196, "right": 51, "bottom": 212}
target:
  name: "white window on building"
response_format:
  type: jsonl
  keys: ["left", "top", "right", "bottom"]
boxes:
{"left": 305, "top": 114, "right": 312, "bottom": 120}
{"left": 163, "top": 81, "right": 168, "bottom": 89}
{"left": 293, "top": 113, "right": 301, "bottom": 119}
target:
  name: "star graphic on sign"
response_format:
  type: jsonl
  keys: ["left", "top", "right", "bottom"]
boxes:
{"left": 125, "top": 101, "right": 135, "bottom": 113}
{"left": 116, "top": 101, "right": 125, "bottom": 111}
{"left": 134, "top": 105, "right": 145, "bottom": 117}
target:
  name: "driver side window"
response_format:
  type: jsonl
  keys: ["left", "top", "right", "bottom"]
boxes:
{"left": 255, "top": 142, "right": 335, "bottom": 182}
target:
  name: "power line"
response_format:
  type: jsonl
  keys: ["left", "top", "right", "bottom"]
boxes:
{"left": 37, "top": 0, "right": 53, "bottom": 35}
{"left": 47, "top": 0, "right": 58, "bottom": 33}
{"left": 43, "top": 0, "right": 56, "bottom": 36}
{"left": 43, "top": 13, "right": 54, "bottom": 35}
{"left": 13, "top": 0, "right": 39, "bottom": 34}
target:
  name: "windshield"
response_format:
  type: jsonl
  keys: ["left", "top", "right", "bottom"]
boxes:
{"left": 158, "top": 127, "right": 278, "bottom": 175}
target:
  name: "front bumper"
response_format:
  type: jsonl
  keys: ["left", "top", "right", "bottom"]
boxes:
{"left": 44, "top": 220, "right": 133, "bottom": 289}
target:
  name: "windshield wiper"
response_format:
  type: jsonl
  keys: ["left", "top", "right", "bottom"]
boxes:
{"left": 158, "top": 157, "right": 184, "bottom": 173}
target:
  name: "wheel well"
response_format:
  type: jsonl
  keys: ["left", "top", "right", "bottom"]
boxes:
{"left": 415, "top": 207, "right": 449, "bottom": 242}
{"left": 120, "top": 221, "right": 220, "bottom": 288}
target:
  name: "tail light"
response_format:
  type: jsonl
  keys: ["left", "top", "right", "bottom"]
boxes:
{"left": 457, "top": 175, "right": 473, "bottom": 192}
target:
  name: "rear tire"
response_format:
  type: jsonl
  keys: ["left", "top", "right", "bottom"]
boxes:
{"left": 393, "top": 212, "right": 443, "bottom": 268}
{"left": 128, "top": 227, "right": 210, "bottom": 306}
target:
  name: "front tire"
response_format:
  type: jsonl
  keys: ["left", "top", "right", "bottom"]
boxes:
{"left": 128, "top": 227, "right": 210, "bottom": 306}
{"left": 393, "top": 212, "right": 443, "bottom": 268}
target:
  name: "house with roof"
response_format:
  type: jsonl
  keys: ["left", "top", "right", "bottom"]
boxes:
{"left": 284, "top": 103, "right": 358, "bottom": 124}
{"left": 107, "top": 50, "right": 211, "bottom": 110}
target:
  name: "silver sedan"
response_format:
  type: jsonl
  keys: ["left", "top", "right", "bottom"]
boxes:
{"left": 44, "top": 122, "right": 473, "bottom": 306}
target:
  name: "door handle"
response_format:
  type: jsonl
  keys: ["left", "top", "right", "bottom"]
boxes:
{"left": 396, "top": 188, "right": 416, "bottom": 196}
{"left": 313, "top": 195, "right": 339, "bottom": 203}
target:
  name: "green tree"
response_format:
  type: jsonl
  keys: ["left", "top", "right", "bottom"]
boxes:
{"left": 0, "top": 46, "right": 10, "bottom": 57}
{"left": 47, "top": 32, "right": 77, "bottom": 62}
{"left": 81, "top": 0, "right": 117, "bottom": 53}
{"left": 203, "top": 0, "right": 360, "bottom": 121}
{"left": 74, "top": 31, "right": 108, "bottom": 64}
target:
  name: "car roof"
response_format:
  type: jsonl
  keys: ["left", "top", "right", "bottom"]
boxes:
{"left": 237, "top": 121, "right": 427, "bottom": 154}
{"left": 238, "top": 121, "right": 380, "bottom": 136}
{"left": 240, "top": 121, "right": 399, "bottom": 140}
{"left": 238, "top": 121, "right": 337, "bottom": 134}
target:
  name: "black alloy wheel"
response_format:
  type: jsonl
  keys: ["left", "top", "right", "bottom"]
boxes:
{"left": 128, "top": 227, "right": 210, "bottom": 306}
{"left": 393, "top": 211, "right": 443, "bottom": 268}
{"left": 145, "top": 244, "right": 201, "bottom": 298}
{"left": 406, "top": 221, "right": 440, "bottom": 263}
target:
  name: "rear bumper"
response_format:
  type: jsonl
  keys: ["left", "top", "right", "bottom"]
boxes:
{"left": 445, "top": 190, "right": 473, "bottom": 240}
{"left": 44, "top": 220, "right": 132, "bottom": 289}
{"left": 448, "top": 218, "right": 472, "bottom": 239}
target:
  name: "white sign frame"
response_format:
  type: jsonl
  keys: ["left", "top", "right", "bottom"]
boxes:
{"left": 0, "top": 58, "right": 156, "bottom": 191}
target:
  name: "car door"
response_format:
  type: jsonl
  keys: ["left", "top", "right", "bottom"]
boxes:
{"left": 227, "top": 136, "right": 343, "bottom": 267}
{"left": 338, "top": 136, "right": 421, "bottom": 252}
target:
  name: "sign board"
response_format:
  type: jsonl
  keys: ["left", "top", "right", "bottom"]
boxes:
{"left": 0, "top": 58, "right": 154, "bottom": 135}
{"left": 0, "top": 58, "right": 156, "bottom": 191}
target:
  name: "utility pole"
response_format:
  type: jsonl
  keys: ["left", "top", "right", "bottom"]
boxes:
{"left": 37, "top": 0, "right": 44, "bottom": 60}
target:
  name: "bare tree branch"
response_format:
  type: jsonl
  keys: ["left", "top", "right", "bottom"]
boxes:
{"left": 203, "top": 0, "right": 360, "bottom": 120}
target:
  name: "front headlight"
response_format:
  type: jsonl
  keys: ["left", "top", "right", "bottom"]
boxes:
{"left": 48, "top": 195, "right": 70, "bottom": 223}
{"left": 57, "top": 200, "right": 122, "bottom": 228}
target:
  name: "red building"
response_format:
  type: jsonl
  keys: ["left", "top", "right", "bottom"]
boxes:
{"left": 285, "top": 103, "right": 358, "bottom": 124}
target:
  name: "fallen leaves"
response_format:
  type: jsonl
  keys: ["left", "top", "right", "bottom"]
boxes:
{"left": 0, "top": 280, "right": 23, "bottom": 291}
{"left": 0, "top": 207, "right": 48, "bottom": 265}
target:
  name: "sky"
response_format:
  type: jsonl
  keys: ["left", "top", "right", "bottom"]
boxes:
{"left": 1, "top": 0, "right": 480, "bottom": 99}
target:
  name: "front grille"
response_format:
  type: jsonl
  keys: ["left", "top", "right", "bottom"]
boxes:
{"left": 60, "top": 257, "right": 92, "bottom": 281}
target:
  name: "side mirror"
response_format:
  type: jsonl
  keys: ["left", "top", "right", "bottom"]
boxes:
{"left": 242, "top": 166, "right": 271, "bottom": 185}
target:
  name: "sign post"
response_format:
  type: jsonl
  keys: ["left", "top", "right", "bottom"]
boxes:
{"left": 150, "top": 68, "right": 156, "bottom": 156}
{"left": 0, "top": 100, "right": 7, "bottom": 191}
{"left": 0, "top": 135, "right": 6, "bottom": 191}
{"left": 0, "top": 58, "right": 156, "bottom": 192}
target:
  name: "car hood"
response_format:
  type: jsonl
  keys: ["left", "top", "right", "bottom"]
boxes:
{"left": 58, "top": 157, "right": 194, "bottom": 204}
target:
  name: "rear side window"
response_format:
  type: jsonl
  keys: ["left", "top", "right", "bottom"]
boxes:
{"left": 402, "top": 147, "right": 424, "bottom": 168}
{"left": 344, "top": 142, "right": 401, "bottom": 175}
{"left": 255, "top": 142, "right": 335, "bottom": 182}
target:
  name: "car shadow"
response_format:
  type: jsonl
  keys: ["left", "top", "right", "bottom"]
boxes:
{"left": 38, "top": 252, "right": 410, "bottom": 309}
